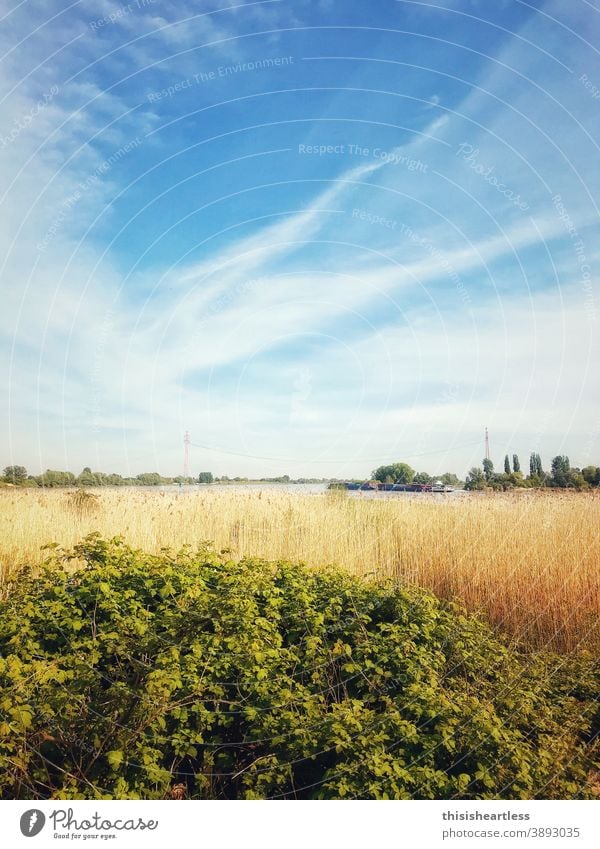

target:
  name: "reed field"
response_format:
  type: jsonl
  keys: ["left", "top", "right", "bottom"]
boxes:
{"left": 1, "top": 486, "right": 599, "bottom": 652}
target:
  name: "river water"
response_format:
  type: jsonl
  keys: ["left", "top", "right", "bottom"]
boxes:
{"left": 155, "top": 483, "right": 469, "bottom": 499}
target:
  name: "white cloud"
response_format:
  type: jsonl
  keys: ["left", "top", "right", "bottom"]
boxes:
{"left": 1, "top": 0, "right": 599, "bottom": 478}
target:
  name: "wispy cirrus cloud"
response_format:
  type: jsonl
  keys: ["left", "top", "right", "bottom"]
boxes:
{"left": 1, "top": 0, "right": 599, "bottom": 477}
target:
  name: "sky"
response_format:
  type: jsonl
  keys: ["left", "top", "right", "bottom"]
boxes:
{"left": 1, "top": 0, "right": 599, "bottom": 480}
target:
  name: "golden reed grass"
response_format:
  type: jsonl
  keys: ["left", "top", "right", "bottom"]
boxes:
{"left": 1, "top": 487, "right": 598, "bottom": 652}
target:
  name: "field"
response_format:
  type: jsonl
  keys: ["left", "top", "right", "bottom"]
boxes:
{"left": 1, "top": 486, "right": 598, "bottom": 799}
{"left": 1, "top": 486, "right": 599, "bottom": 652}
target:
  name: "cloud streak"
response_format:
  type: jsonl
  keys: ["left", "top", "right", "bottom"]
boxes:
{"left": 1, "top": 0, "right": 598, "bottom": 477}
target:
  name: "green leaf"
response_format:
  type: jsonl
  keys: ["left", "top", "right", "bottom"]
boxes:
{"left": 107, "top": 750, "right": 124, "bottom": 769}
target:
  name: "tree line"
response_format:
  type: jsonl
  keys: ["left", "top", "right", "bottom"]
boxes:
{"left": 371, "top": 463, "right": 461, "bottom": 486}
{"left": 464, "top": 453, "right": 600, "bottom": 490}
{"left": 4, "top": 457, "right": 599, "bottom": 491}
{"left": 1, "top": 466, "right": 201, "bottom": 488}
{"left": 1, "top": 467, "right": 330, "bottom": 488}
{"left": 370, "top": 455, "right": 600, "bottom": 491}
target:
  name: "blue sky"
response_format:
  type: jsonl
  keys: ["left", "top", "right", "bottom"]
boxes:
{"left": 1, "top": 0, "right": 599, "bottom": 478}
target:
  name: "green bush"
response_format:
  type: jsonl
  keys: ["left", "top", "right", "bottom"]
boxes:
{"left": 0, "top": 535, "right": 597, "bottom": 800}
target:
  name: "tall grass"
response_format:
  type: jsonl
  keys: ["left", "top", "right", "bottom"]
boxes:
{"left": 0, "top": 487, "right": 598, "bottom": 651}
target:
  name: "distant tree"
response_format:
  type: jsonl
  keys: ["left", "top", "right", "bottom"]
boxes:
{"left": 136, "top": 472, "right": 162, "bottom": 486}
{"left": 482, "top": 458, "right": 494, "bottom": 482}
{"left": 413, "top": 472, "right": 432, "bottom": 484}
{"left": 503, "top": 471, "right": 526, "bottom": 490}
{"left": 78, "top": 468, "right": 99, "bottom": 486}
{"left": 504, "top": 455, "right": 511, "bottom": 475}
{"left": 465, "top": 467, "right": 486, "bottom": 490}
{"left": 549, "top": 456, "right": 588, "bottom": 489}
{"left": 23, "top": 475, "right": 39, "bottom": 487}
{"left": 553, "top": 454, "right": 570, "bottom": 473}
{"left": 582, "top": 465, "right": 600, "bottom": 487}
{"left": 38, "top": 470, "right": 76, "bottom": 487}
{"left": 528, "top": 452, "right": 546, "bottom": 487}
{"left": 372, "top": 463, "right": 415, "bottom": 484}
{"left": 440, "top": 473, "right": 461, "bottom": 487}
{"left": 198, "top": 472, "right": 214, "bottom": 484}
{"left": 529, "top": 453, "right": 537, "bottom": 478}
{"left": 567, "top": 470, "right": 588, "bottom": 490}
{"left": 512, "top": 454, "right": 520, "bottom": 474}
{"left": 497, "top": 473, "right": 513, "bottom": 491}
{"left": 551, "top": 455, "right": 571, "bottom": 487}
{"left": 3, "top": 465, "right": 27, "bottom": 484}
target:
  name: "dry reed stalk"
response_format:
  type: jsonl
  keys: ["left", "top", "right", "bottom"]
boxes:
{"left": 0, "top": 487, "right": 598, "bottom": 651}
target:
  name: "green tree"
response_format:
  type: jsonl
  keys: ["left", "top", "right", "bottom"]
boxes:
{"left": 198, "top": 472, "right": 214, "bottom": 484}
{"left": 482, "top": 458, "right": 494, "bottom": 482}
{"left": 529, "top": 453, "right": 537, "bottom": 478}
{"left": 502, "top": 471, "right": 526, "bottom": 490}
{"left": 136, "top": 472, "right": 163, "bottom": 486}
{"left": 413, "top": 472, "right": 432, "bottom": 484}
{"left": 551, "top": 456, "right": 570, "bottom": 487}
{"left": 567, "top": 470, "right": 588, "bottom": 490}
{"left": 512, "top": 454, "right": 520, "bottom": 473}
{"left": 440, "top": 473, "right": 460, "bottom": 487}
{"left": 38, "top": 470, "right": 76, "bottom": 487}
{"left": 528, "top": 453, "right": 545, "bottom": 487}
{"left": 3, "top": 465, "right": 27, "bottom": 484}
{"left": 582, "top": 466, "right": 600, "bottom": 487}
{"left": 372, "top": 463, "right": 415, "bottom": 484}
{"left": 78, "top": 468, "right": 99, "bottom": 487}
{"left": 504, "top": 455, "right": 511, "bottom": 475}
{"left": 465, "top": 467, "right": 486, "bottom": 490}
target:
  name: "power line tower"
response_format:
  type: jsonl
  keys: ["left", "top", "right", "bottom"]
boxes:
{"left": 183, "top": 431, "right": 191, "bottom": 478}
{"left": 484, "top": 427, "right": 490, "bottom": 461}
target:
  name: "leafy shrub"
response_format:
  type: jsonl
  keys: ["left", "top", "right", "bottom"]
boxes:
{"left": 0, "top": 535, "right": 597, "bottom": 800}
